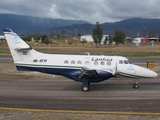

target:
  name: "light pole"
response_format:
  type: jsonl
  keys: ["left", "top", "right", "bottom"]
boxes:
{"left": 75, "top": 29, "right": 77, "bottom": 39}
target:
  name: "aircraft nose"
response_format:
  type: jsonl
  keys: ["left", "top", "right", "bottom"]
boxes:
{"left": 152, "top": 71, "right": 158, "bottom": 77}
{"left": 139, "top": 67, "right": 158, "bottom": 78}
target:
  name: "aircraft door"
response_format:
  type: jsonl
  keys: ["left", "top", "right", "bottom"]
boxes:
{"left": 110, "top": 58, "right": 117, "bottom": 76}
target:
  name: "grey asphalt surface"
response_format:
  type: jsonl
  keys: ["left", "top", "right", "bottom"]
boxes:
{"left": 0, "top": 55, "right": 12, "bottom": 60}
{"left": 0, "top": 78, "right": 160, "bottom": 112}
{"left": 0, "top": 55, "right": 160, "bottom": 112}
{"left": 129, "top": 57, "right": 160, "bottom": 64}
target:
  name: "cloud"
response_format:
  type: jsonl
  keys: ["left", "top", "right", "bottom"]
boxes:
{"left": 0, "top": 0, "right": 160, "bottom": 24}
{"left": 105, "top": 0, "right": 160, "bottom": 20}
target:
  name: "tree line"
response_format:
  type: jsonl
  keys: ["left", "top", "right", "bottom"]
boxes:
{"left": 92, "top": 22, "right": 126, "bottom": 46}
{"left": 21, "top": 21, "right": 160, "bottom": 45}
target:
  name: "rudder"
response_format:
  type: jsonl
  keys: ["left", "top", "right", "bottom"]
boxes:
{"left": 3, "top": 28, "right": 32, "bottom": 62}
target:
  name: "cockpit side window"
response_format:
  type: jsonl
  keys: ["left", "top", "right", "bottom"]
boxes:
{"left": 124, "top": 60, "right": 129, "bottom": 64}
{"left": 119, "top": 60, "right": 123, "bottom": 64}
{"left": 127, "top": 60, "right": 132, "bottom": 64}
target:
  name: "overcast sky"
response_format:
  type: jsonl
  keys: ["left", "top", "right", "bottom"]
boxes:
{"left": 0, "top": 0, "right": 160, "bottom": 24}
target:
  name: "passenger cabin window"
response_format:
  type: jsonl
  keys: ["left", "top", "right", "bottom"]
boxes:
{"left": 71, "top": 60, "right": 75, "bottom": 64}
{"left": 85, "top": 61, "right": 89, "bottom": 65}
{"left": 77, "top": 60, "right": 82, "bottom": 64}
{"left": 64, "top": 60, "right": 69, "bottom": 64}
{"left": 100, "top": 61, "right": 105, "bottom": 65}
{"left": 94, "top": 61, "right": 98, "bottom": 65}
{"left": 119, "top": 60, "right": 123, "bottom": 64}
{"left": 107, "top": 62, "right": 111, "bottom": 66}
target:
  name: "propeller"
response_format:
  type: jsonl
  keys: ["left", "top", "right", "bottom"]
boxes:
{"left": 114, "top": 59, "right": 118, "bottom": 86}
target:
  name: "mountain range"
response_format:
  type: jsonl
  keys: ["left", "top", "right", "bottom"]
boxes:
{"left": 49, "top": 18, "right": 160, "bottom": 37}
{"left": 0, "top": 14, "right": 89, "bottom": 34}
{"left": 0, "top": 14, "right": 160, "bottom": 37}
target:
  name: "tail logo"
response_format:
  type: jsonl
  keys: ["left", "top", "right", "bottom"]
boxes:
{"left": 13, "top": 36, "right": 21, "bottom": 43}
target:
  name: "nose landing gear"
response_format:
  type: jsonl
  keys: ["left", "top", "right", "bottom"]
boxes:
{"left": 133, "top": 83, "right": 139, "bottom": 89}
{"left": 133, "top": 79, "right": 139, "bottom": 89}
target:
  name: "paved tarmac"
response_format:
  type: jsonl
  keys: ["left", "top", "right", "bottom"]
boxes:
{"left": 0, "top": 55, "right": 160, "bottom": 112}
{"left": 0, "top": 78, "right": 160, "bottom": 112}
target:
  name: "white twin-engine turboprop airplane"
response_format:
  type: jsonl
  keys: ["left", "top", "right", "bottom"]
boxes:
{"left": 3, "top": 28, "right": 158, "bottom": 92}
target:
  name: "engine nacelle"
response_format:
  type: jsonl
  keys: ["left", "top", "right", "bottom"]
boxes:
{"left": 78, "top": 70, "right": 98, "bottom": 79}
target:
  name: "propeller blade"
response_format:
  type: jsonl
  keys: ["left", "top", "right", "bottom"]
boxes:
{"left": 114, "top": 58, "right": 118, "bottom": 86}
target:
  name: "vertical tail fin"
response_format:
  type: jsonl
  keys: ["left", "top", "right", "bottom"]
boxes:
{"left": 3, "top": 28, "right": 33, "bottom": 62}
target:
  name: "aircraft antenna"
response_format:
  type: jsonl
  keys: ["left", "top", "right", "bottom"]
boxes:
{"left": 85, "top": 52, "right": 90, "bottom": 55}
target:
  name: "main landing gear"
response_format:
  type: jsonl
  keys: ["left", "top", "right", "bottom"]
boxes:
{"left": 81, "top": 76, "right": 90, "bottom": 92}
{"left": 78, "top": 70, "right": 98, "bottom": 92}
{"left": 133, "top": 79, "right": 139, "bottom": 89}
{"left": 82, "top": 85, "right": 90, "bottom": 92}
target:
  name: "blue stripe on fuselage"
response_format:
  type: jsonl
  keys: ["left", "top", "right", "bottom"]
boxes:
{"left": 16, "top": 65, "right": 113, "bottom": 82}
{"left": 118, "top": 72, "right": 148, "bottom": 78}
{"left": 16, "top": 65, "right": 79, "bottom": 75}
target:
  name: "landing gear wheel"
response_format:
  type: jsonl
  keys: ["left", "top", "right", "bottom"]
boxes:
{"left": 82, "top": 76, "right": 90, "bottom": 92}
{"left": 133, "top": 83, "right": 139, "bottom": 89}
{"left": 82, "top": 86, "right": 89, "bottom": 92}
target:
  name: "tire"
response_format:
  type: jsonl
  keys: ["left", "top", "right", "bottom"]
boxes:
{"left": 133, "top": 83, "right": 139, "bottom": 89}
{"left": 82, "top": 86, "right": 89, "bottom": 92}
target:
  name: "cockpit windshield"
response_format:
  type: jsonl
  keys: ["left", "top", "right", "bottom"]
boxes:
{"left": 119, "top": 60, "right": 132, "bottom": 64}
{"left": 127, "top": 60, "right": 132, "bottom": 64}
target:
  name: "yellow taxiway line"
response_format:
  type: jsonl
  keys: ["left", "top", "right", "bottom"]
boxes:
{"left": 0, "top": 107, "right": 160, "bottom": 115}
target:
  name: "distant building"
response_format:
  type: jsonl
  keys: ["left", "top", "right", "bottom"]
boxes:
{"left": 81, "top": 35, "right": 93, "bottom": 43}
{"left": 0, "top": 35, "right": 5, "bottom": 42}
{"left": 132, "top": 37, "right": 148, "bottom": 46}
{"left": 147, "top": 37, "right": 159, "bottom": 42}
{"left": 0, "top": 35, "right": 5, "bottom": 39}
{"left": 132, "top": 37, "right": 148, "bottom": 44}
{"left": 80, "top": 35, "right": 109, "bottom": 44}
